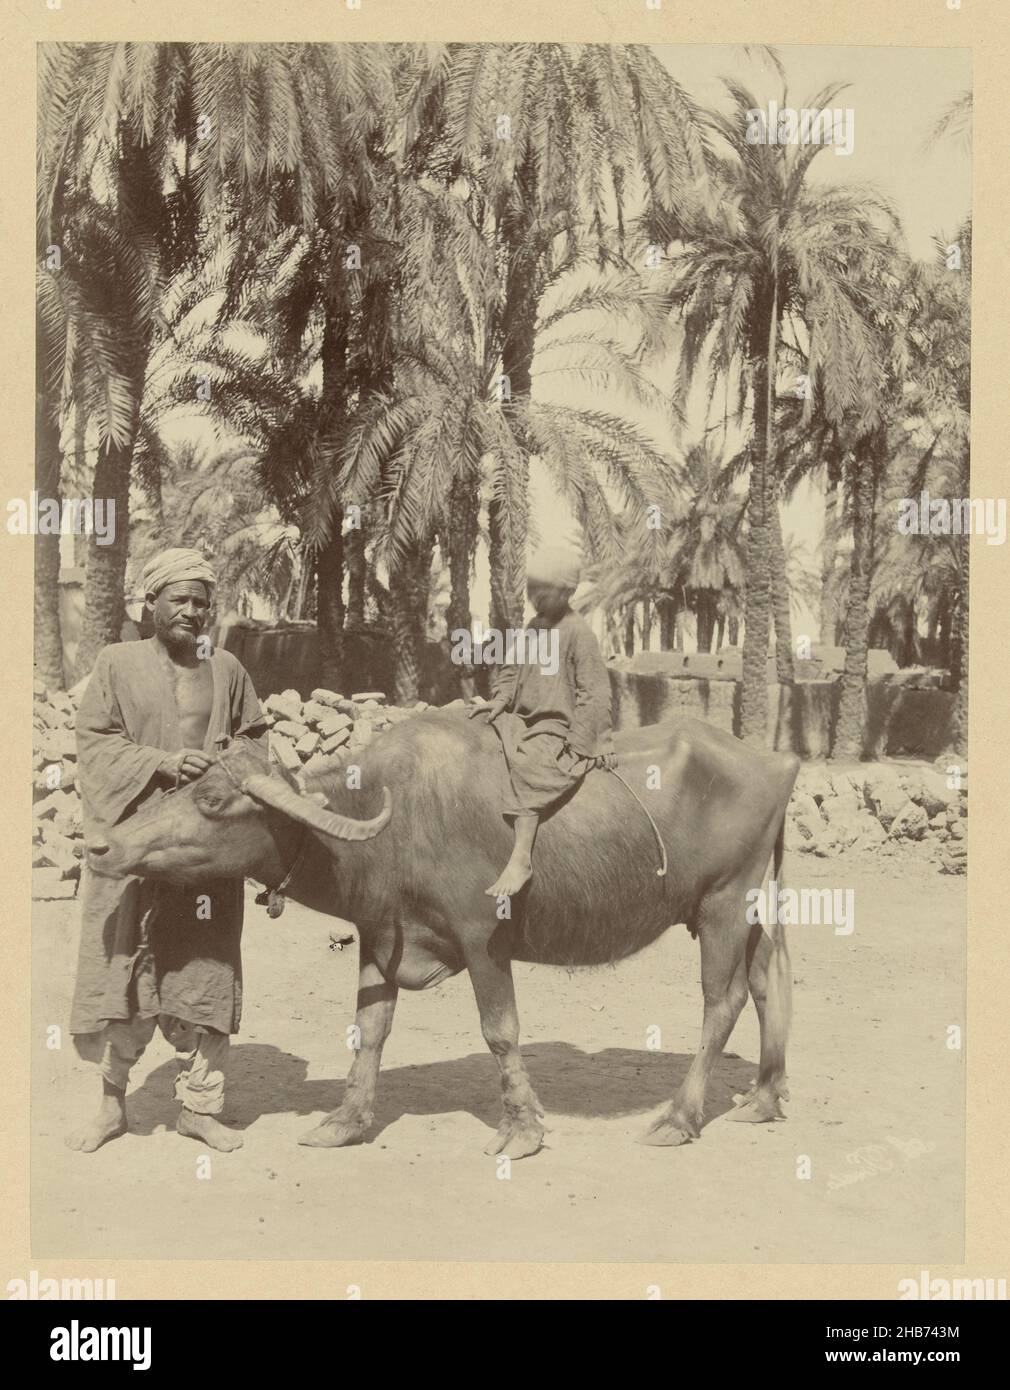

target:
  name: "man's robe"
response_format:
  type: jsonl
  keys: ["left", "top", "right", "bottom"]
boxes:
{"left": 70, "top": 639, "right": 265, "bottom": 1043}
{"left": 490, "top": 610, "right": 615, "bottom": 817}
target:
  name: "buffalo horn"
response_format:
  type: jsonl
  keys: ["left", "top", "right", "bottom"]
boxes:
{"left": 240, "top": 775, "right": 392, "bottom": 841}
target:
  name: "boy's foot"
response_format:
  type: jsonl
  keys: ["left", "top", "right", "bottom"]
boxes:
{"left": 177, "top": 1109, "right": 244, "bottom": 1151}
{"left": 485, "top": 858, "right": 533, "bottom": 898}
{"left": 66, "top": 1095, "right": 128, "bottom": 1152}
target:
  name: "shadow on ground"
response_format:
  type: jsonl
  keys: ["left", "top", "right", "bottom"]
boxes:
{"left": 126, "top": 1040, "right": 758, "bottom": 1139}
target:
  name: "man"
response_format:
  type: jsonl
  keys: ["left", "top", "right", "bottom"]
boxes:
{"left": 67, "top": 548, "right": 266, "bottom": 1153}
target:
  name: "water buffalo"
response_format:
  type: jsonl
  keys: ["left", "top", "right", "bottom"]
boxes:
{"left": 86, "top": 711, "right": 799, "bottom": 1159}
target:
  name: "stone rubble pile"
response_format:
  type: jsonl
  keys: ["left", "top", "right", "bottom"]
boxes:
{"left": 30, "top": 675, "right": 966, "bottom": 901}
{"left": 32, "top": 677, "right": 85, "bottom": 900}
{"left": 260, "top": 687, "right": 455, "bottom": 776}
{"left": 786, "top": 761, "right": 967, "bottom": 874}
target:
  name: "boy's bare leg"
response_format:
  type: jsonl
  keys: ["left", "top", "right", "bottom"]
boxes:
{"left": 65, "top": 1078, "right": 128, "bottom": 1152}
{"left": 486, "top": 813, "right": 539, "bottom": 898}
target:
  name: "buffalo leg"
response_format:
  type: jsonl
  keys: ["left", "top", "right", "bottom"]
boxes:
{"left": 465, "top": 938, "right": 545, "bottom": 1160}
{"left": 727, "top": 924, "right": 790, "bottom": 1123}
{"left": 641, "top": 885, "right": 751, "bottom": 1145}
{"left": 298, "top": 957, "right": 397, "bottom": 1148}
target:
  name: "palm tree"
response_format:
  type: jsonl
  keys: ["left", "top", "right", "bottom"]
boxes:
{"left": 655, "top": 78, "right": 896, "bottom": 742}
{"left": 336, "top": 187, "right": 675, "bottom": 701}
{"left": 34, "top": 294, "right": 65, "bottom": 690}
{"left": 579, "top": 438, "right": 747, "bottom": 659}
{"left": 411, "top": 42, "right": 707, "bottom": 629}
{"left": 39, "top": 41, "right": 384, "bottom": 677}
{"left": 895, "top": 227, "right": 971, "bottom": 753}
{"left": 129, "top": 439, "right": 301, "bottom": 618}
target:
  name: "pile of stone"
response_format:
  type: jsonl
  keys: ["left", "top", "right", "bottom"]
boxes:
{"left": 32, "top": 678, "right": 85, "bottom": 900}
{"left": 785, "top": 761, "right": 967, "bottom": 874}
{"left": 262, "top": 687, "right": 451, "bottom": 777}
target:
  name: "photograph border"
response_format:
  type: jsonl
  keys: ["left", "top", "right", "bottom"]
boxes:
{"left": 2, "top": 0, "right": 1005, "bottom": 1301}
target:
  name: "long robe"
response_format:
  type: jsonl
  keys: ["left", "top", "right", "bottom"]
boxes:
{"left": 70, "top": 639, "right": 265, "bottom": 1042}
{"left": 490, "top": 609, "right": 615, "bottom": 818}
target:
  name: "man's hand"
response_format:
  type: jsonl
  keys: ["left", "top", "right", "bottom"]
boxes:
{"left": 595, "top": 752, "right": 619, "bottom": 772}
{"left": 468, "top": 699, "right": 507, "bottom": 722}
{"left": 159, "top": 749, "right": 212, "bottom": 784}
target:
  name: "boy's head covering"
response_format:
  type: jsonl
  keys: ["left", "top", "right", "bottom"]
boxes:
{"left": 527, "top": 547, "right": 581, "bottom": 593}
{"left": 141, "top": 548, "right": 216, "bottom": 598}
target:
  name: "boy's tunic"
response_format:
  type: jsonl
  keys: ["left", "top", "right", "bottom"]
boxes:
{"left": 70, "top": 639, "right": 264, "bottom": 1047}
{"left": 491, "top": 610, "right": 614, "bottom": 818}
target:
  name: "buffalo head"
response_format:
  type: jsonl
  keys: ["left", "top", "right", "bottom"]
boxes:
{"left": 85, "top": 737, "right": 392, "bottom": 886}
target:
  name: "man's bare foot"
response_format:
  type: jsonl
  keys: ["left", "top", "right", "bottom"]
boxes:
{"left": 66, "top": 1094, "right": 127, "bottom": 1152}
{"left": 485, "top": 858, "right": 533, "bottom": 898}
{"left": 176, "top": 1109, "right": 244, "bottom": 1152}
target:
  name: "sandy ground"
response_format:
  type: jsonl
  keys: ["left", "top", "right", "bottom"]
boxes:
{"left": 31, "top": 854, "right": 964, "bottom": 1264}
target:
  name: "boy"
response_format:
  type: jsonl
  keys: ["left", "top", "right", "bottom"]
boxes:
{"left": 470, "top": 547, "right": 616, "bottom": 898}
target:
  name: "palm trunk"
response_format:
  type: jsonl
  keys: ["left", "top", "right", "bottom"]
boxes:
{"left": 316, "top": 302, "right": 349, "bottom": 686}
{"left": 715, "top": 613, "right": 725, "bottom": 652}
{"left": 316, "top": 530, "right": 345, "bottom": 691}
{"left": 74, "top": 436, "right": 132, "bottom": 681}
{"left": 623, "top": 608, "right": 636, "bottom": 657}
{"left": 767, "top": 484, "right": 795, "bottom": 681}
{"left": 953, "top": 531, "right": 968, "bottom": 757}
{"left": 34, "top": 341, "right": 64, "bottom": 690}
{"left": 391, "top": 539, "right": 432, "bottom": 705}
{"left": 834, "top": 436, "right": 879, "bottom": 759}
{"left": 445, "top": 478, "right": 479, "bottom": 636}
{"left": 820, "top": 450, "right": 842, "bottom": 645}
{"left": 936, "top": 591, "right": 952, "bottom": 672}
{"left": 740, "top": 294, "right": 777, "bottom": 741}
{"left": 696, "top": 593, "right": 715, "bottom": 654}
{"left": 72, "top": 389, "right": 90, "bottom": 569}
{"left": 659, "top": 598, "right": 674, "bottom": 651}
{"left": 641, "top": 597, "right": 653, "bottom": 652}
{"left": 346, "top": 524, "right": 366, "bottom": 628}
{"left": 490, "top": 180, "right": 538, "bottom": 632}
{"left": 728, "top": 615, "right": 740, "bottom": 647}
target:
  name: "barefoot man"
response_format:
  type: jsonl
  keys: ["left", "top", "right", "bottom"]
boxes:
{"left": 67, "top": 548, "right": 266, "bottom": 1153}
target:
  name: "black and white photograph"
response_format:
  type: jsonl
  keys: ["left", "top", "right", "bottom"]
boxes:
{"left": 19, "top": 23, "right": 986, "bottom": 1289}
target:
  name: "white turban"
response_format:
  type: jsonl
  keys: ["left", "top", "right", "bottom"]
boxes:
{"left": 141, "top": 547, "right": 216, "bottom": 598}
{"left": 527, "top": 546, "right": 581, "bottom": 592}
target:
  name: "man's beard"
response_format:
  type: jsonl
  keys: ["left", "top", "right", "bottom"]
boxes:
{"left": 155, "top": 617, "right": 201, "bottom": 655}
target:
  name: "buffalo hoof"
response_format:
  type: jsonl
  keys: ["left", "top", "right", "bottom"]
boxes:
{"left": 484, "top": 1118, "right": 545, "bottom": 1160}
{"left": 297, "top": 1115, "right": 369, "bottom": 1148}
{"left": 638, "top": 1121, "right": 695, "bottom": 1147}
{"left": 726, "top": 1090, "right": 786, "bottom": 1124}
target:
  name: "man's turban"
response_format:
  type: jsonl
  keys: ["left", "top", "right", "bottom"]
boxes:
{"left": 140, "top": 548, "right": 216, "bottom": 598}
{"left": 527, "top": 546, "right": 581, "bottom": 593}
